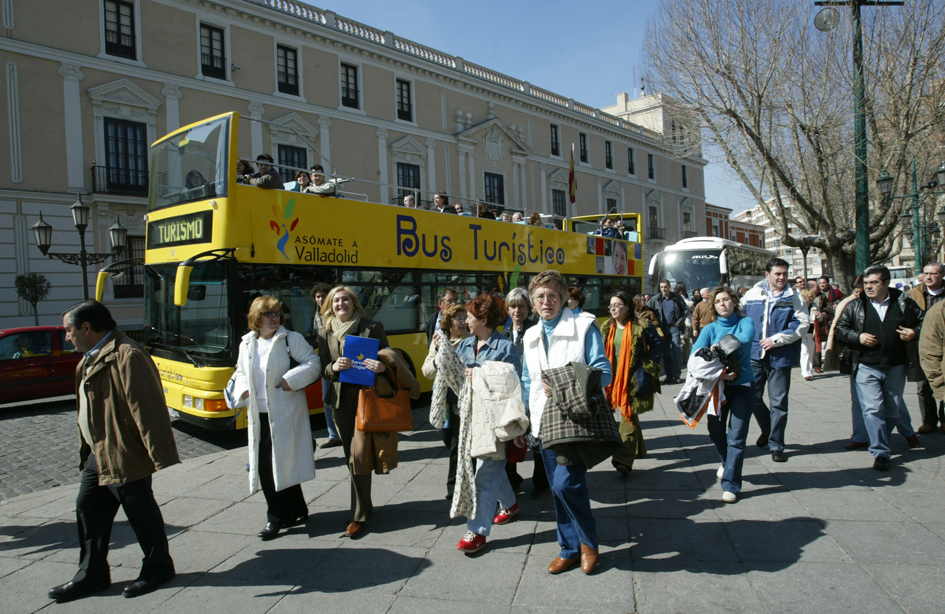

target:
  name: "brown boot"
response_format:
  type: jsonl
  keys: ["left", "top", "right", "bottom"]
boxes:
{"left": 580, "top": 543, "right": 599, "bottom": 574}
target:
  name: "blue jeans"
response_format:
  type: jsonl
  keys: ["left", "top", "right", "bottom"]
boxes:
{"left": 322, "top": 377, "right": 340, "bottom": 440}
{"left": 663, "top": 326, "right": 682, "bottom": 378}
{"left": 751, "top": 357, "right": 792, "bottom": 451}
{"left": 855, "top": 363, "right": 906, "bottom": 459}
{"left": 467, "top": 457, "right": 516, "bottom": 536}
{"left": 707, "top": 384, "right": 753, "bottom": 494}
{"left": 850, "top": 373, "right": 915, "bottom": 443}
{"left": 540, "top": 443, "right": 597, "bottom": 559}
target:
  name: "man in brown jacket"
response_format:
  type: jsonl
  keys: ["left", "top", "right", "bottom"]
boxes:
{"left": 48, "top": 300, "right": 180, "bottom": 603}
{"left": 245, "top": 153, "right": 285, "bottom": 189}
{"left": 909, "top": 263, "right": 945, "bottom": 433}
{"left": 691, "top": 288, "right": 714, "bottom": 341}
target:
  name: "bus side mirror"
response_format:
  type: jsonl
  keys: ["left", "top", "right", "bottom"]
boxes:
{"left": 188, "top": 285, "right": 207, "bottom": 301}
{"left": 95, "top": 271, "right": 110, "bottom": 302}
{"left": 720, "top": 250, "right": 729, "bottom": 275}
{"left": 648, "top": 254, "right": 658, "bottom": 276}
{"left": 174, "top": 265, "right": 194, "bottom": 306}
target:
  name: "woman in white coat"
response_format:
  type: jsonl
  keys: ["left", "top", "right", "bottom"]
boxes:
{"left": 231, "top": 296, "right": 321, "bottom": 540}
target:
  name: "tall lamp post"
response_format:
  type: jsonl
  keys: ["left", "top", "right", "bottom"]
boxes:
{"left": 876, "top": 161, "right": 945, "bottom": 275}
{"left": 814, "top": 0, "right": 904, "bottom": 273}
{"left": 31, "top": 195, "right": 128, "bottom": 301}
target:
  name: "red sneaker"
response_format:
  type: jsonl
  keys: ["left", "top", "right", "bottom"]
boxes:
{"left": 493, "top": 503, "right": 520, "bottom": 525}
{"left": 456, "top": 531, "right": 486, "bottom": 553}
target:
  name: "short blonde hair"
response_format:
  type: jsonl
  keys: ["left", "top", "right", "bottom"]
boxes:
{"left": 321, "top": 286, "right": 367, "bottom": 326}
{"left": 440, "top": 304, "right": 467, "bottom": 334}
{"left": 506, "top": 287, "right": 531, "bottom": 313}
{"left": 247, "top": 296, "right": 284, "bottom": 333}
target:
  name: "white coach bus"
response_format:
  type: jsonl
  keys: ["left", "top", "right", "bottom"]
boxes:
{"left": 647, "top": 237, "right": 776, "bottom": 294}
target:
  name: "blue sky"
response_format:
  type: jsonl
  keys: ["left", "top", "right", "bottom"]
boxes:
{"left": 308, "top": 0, "right": 757, "bottom": 213}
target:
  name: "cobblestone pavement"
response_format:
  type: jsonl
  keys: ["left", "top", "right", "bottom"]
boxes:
{"left": 0, "top": 396, "right": 248, "bottom": 501}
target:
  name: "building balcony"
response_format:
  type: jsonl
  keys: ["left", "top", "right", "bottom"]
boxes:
{"left": 647, "top": 226, "right": 666, "bottom": 240}
{"left": 91, "top": 165, "right": 148, "bottom": 197}
{"left": 682, "top": 230, "right": 697, "bottom": 238}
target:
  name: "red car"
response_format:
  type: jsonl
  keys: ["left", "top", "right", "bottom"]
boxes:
{"left": 0, "top": 326, "right": 83, "bottom": 403}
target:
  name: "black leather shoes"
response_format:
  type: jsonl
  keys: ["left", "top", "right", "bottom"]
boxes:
{"left": 873, "top": 456, "right": 891, "bottom": 471}
{"left": 771, "top": 450, "right": 786, "bottom": 462}
{"left": 258, "top": 521, "right": 283, "bottom": 540}
{"left": 122, "top": 572, "right": 175, "bottom": 598}
{"left": 48, "top": 579, "right": 110, "bottom": 602}
{"left": 756, "top": 433, "right": 769, "bottom": 449}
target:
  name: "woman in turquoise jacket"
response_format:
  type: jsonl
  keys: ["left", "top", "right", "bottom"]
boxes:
{"left": 691, "top": 286, "right": 756, "bottom": 503}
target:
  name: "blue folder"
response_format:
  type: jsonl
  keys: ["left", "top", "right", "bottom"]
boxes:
{"left": 340, "top": 336, "right": 380, "bottom": 386}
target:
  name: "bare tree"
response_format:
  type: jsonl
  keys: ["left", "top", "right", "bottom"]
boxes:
{"left": 644, "top": 0, "right": 945, "bottom": 290}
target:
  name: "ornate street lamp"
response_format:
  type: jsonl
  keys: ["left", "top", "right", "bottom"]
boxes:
{"left": 31, "top": 195, "right": 127, "bottom": 301}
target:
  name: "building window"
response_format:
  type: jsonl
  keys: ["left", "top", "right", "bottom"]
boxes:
{"left": 552, "top": 189, "right": 567, "bottom": 218}
{"left": 484, "top": 172, "right": 505, "bottom": 205}
{"left": 550, "top": 124, "right": 560, "bottom": 157}
{"left": 200, "top": 24, "right": 226, "bottom": 80}
{"left": 341, "top": 63, "right": 359, "bottom": 109}
{"left": 104, "top": 0, "right": 136, "bottom": 60}
{"left": 683, "top": 210, "right": 693, "bottom": 236}
{"left": 682, "top": 165, "right": 688, "bottom": 189}
{"left": 649, "top": 205, "right": 659, "bottom": 229}
{"left": 277, "top": 45, "right": 299, "bottom": 96}
{"left": 628, "top": 147, "right": 635, "bottom": 175}
{"left": 103, "top": 117, "right": 148, "bottom": 195}
{"left": 278, "top": 145, "right": 306, "bottom": 183}
{"left": 114, "top": 236, "right": 144, "bottom": 299}
{"left": 579, "top": 133, "right": 588, "bottom": 163}
{"left": 396, "top": 79, "right": 412, "bottom": 122}
{"left": 397, "top": 163, "right": 421, "bottom": 203}
{"left": 605, "top": 141, "right": 613, "bottom": 170}
{"left": 606, "top": 197, "right": 618, "bottom": 214}
{"left": 647, "top": 153, "right": 655, "bottom": 180}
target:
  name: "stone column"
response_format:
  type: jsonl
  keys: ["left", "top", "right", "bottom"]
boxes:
{"left": 596, "top": 175, "right": 604, "bottom": 216}
{"left": 59, "top": 62, "right": 85, "bottom": 193}
{"left": 457, "top": 146, "right": 470, "bottom": 201}
{"left": 426, "top": 138, "right": 436, "bottom": 194}
{"left": 467, "top": 153, "right": 476, "bottom": 202}
{"left": 377, "top": 128, "right": 389, "bottom": 205}
{"left": 318, "top": 117, "right": 332, "bottom": 169}
{"left": 162, "top": 84, "right": 182, "bottom": 134}
{"left": 539, "top": 163, "right": 548, "bottom": 214}
{"left": 247, "top": 101, "right": 265, "bottom": 158}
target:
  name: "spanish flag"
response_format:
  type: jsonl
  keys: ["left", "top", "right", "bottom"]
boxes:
{"left": 568, "top": 146, "right": 576, "bottom": 204}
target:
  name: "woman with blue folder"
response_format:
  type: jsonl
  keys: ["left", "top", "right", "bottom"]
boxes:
{"left": 316, "top": 286, "right": 389, "bottom": 539}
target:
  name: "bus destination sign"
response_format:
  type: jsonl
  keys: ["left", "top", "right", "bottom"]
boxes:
{"left": 148, "top": 211, "right": 213, "bottom": 248}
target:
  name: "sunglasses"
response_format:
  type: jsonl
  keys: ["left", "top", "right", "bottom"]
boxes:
{"left": 261, "top": 311, "right": 282, "bottom": 319}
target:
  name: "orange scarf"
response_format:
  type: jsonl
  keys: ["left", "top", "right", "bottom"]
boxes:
{"left": 605, "top": 321, "right": 633, "bottom": 420}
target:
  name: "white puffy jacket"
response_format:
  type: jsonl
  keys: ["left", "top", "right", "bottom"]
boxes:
{"left": 469, "top": 361, "right": 529, "bottom": 460}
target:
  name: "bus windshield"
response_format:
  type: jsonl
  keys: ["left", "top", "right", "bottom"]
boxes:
{"left": 656, "top": 249, "right": 722, "bottom": 291}
{"left": 150, "top": 116, "right": 229, "bottom": 211}
{"left": 144, "top": 261, "right": 231, "bottom": 362}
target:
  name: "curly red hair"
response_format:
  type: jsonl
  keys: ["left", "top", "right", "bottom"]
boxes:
{"left": 465, "top": 293, "right": 503, "bottom": 329}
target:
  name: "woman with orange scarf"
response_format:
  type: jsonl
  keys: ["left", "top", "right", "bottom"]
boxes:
{"left": 602, "top": 290, "right": 663, "bottom": 475}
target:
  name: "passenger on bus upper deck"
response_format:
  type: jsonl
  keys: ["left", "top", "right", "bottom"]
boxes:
{"left": 512, "top": 212, "right": 524, "bottom": 223}
{"left": 244, "top": 154, "right": 284, "bottom": 190}
{"left": 594, "top": 217, "right": 618, "bottom": 238}
{"left": 500, "top": 212, "right": 511, "bottom": 222}
{"left": 434, "top": 191, "right": 456, "bottom": 214}
{"left": 403, "top": 195, "right": 417, "bottom": 208}
{"left": 236, "top": 159, "right": 253, "bottom": 184}
{"left": 305, "top": 164, "right": 337, "bottom": 197}
{"left": 528, "top": 213, "right": 543, "bottom": 227}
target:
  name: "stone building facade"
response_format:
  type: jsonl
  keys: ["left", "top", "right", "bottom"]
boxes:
{"left": 0, "top": 0, "right": 706, "bottom": 328}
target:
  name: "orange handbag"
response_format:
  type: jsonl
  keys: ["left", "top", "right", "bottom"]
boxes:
{"left": 355, "top": 368, "right": 414, "bottom": 433}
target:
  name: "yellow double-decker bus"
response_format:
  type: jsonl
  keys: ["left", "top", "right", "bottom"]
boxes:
{"left": 97, "top": 112, "right": 644, "bottom": 430}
